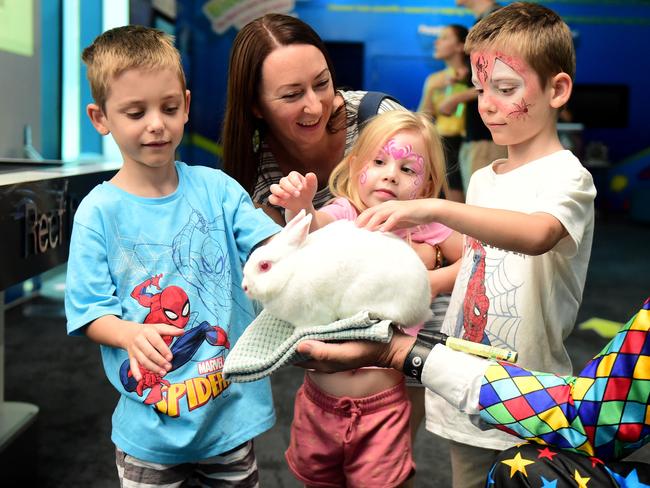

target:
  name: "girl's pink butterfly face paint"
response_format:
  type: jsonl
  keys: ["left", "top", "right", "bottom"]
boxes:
{"left": 470, "top": 50, "right": 547, "bottom": 145}
{"left": 357, "top": 130, "right": 429, "bottom": 207}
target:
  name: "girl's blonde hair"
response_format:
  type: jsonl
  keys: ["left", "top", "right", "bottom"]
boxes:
{"left": 329, "top": 110, "right": 448, "bottom": 212}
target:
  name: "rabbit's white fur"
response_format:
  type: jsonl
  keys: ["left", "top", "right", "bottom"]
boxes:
{"left": 242, "top": 210, "right": 432, "bottom": 328}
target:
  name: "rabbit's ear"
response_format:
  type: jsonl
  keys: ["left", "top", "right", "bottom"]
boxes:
{"left": 284, "top": 209, "right": 307, "bottom": 232}
{"left": 282, "top": 211, "right": 312, "bottom": 248}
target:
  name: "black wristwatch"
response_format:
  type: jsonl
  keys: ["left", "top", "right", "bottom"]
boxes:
{"left": 402, "top": 330, "right": 448, "bottom": 383}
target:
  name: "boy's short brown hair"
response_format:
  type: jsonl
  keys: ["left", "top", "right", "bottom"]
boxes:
{"left": 82, "top": 25, "right": 186, "bottom": 110}
{"left": 465, "top": 2, "right": 575, "bottom": 86}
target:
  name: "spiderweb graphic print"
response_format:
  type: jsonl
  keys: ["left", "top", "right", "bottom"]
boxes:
{"left": 483, "top": 252, "right": 522, "bottom": 350}
{"left": 447, "top": 239, "right": 523, "bottom": 350}
{"left": 110, "top": 221, "right": 180, "bottom": 300}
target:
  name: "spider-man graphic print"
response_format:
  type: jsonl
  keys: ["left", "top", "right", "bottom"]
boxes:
{"left": 119, "top": 274, "right": 229, "bottom": 405}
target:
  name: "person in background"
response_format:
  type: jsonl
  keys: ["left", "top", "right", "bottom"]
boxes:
{"left": 270, "top": 110, "right": 462, "bottom": 488}
{"left": 438, "top": 0, "right": 506, "bottom": 192}
{"left": 418, "top": 24, "right": 470, "bottom": 203}
{"left": 221, "top": 13, "right": 403, "bottom": 225}
{"left": 354, "top": 3, "right": 596, "bottom": 487}
{"left": 65, "top": 25, "right": 281, "bottom": 487}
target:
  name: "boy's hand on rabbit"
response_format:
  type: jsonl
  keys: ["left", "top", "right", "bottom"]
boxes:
{"left": 123, "top": 322, "right": 185, "bottom": 381}
{"left": 268, "top": 171, "right": 318, "bottom": 217}
{"left": 356, "top": 199, "right": 438, "bottom": 232}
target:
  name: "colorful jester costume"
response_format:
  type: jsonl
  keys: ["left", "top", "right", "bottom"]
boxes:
{"left": 479, "top": 297, "right": 650, "bottom": 462}
{"left": 476, "top": 297, "right": 650, "bottom": 487}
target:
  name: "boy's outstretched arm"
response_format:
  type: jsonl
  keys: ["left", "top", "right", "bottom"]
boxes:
{"left": 268, "top": 171, "right": 334, "bottom": 230}
{"left": 357, "top": 199, "right": 567, "bottom": 256}
{"left": 85, "top": 315, "right": 184, "bottom": 381}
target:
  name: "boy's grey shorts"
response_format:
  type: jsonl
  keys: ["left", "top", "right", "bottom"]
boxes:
{"left": 116, "top": 440, "right": 259, "bottom": 488}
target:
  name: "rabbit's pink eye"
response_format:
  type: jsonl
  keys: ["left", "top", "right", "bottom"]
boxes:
{"left": 259, "top": 261, "right": 271, "bottom": 272}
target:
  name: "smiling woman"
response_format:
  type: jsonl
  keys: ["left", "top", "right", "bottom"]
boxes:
{"left": 220, "top": 13, "right": 403, "bottom": 225}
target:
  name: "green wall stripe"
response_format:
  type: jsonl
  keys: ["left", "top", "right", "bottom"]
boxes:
{"left": 188, "top": 132, "right": 222, "bottom": 157}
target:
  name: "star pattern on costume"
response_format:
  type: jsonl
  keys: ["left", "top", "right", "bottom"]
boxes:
{"left": 609, "top": 468, "right": 650, "bottom": 487}
{"left": 540, "top": 476, "right": 558, "bottom": 488}
{"left": 574, "top": 469, "right": 591, "bottom": 487}
{"left": 501, "top": 452, "right": 536, "bottom": 478}
{"left": 538, "top": 447, "right": 558, "bottom": 461}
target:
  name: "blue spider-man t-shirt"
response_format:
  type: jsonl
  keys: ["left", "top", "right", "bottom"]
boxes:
{"left": 65, "top": 161, "right": 281, "bottom": 464}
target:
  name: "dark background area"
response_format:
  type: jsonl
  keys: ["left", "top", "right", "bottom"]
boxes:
{"left": 2, "top": 213, "right": 649, "bottom": 487}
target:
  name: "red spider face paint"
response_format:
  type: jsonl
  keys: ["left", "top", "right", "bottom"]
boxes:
{"left": 470, "top": 50, "right": 554, "bottom": 151}
{"left": 507, "top": 98, "right": 532, "bottom": 120}
{"left": 475, "top": 54, "right": 489, "bottom": 83}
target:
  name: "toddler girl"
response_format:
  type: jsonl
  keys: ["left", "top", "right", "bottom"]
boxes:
{"left": 269, "top": 110, "right": 462, "bottom": 487}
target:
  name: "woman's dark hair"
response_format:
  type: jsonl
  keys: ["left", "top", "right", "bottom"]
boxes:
{"left": 448, "top": 24, "right": 469, "bottom": 44}
{"left": 221, "top": 14, "right": 337, "bottom": 194}
{"left": 448, "top": 24, "right": 470, "bottom": 83}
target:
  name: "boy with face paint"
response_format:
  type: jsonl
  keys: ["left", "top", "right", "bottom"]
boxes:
{"left": 355, "top": 3, "right": 596, "bottom": 487}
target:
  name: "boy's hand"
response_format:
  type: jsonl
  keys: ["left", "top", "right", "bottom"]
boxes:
{"left": 268, "top": 171, "right": 318, "bottom": 219}
{"left": 125, "top": 323, "right": 185, "bottom": 381}
{"left": 437, "top": 95, "right": 460, "bottom": 116}
{"left": 356, "top": 199, "right": 438, "bottom": 232}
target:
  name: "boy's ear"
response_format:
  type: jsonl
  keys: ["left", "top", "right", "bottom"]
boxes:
{"left": 86, "top": 103, "right": 110, "bottom": 136}
{"left": 183, "top": 89, "right": 191, "bottom": 123}
{"left": 549, "top": 72, "right": 573, "bottom": 109}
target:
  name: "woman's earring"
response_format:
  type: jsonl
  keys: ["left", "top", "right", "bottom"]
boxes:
{"left": 252, "top": 128, "right": 260, "bottom": 153}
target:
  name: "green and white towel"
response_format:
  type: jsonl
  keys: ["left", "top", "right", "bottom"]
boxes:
{"left": 223, "top": 309, "right": 394, "bottom": 383}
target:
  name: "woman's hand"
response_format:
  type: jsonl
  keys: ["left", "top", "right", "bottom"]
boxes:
{"left": 437, "top": 94, "right": 460, "bottom": 116}
{"left": 269, "top": 171, "right": 318, "bottom": 220}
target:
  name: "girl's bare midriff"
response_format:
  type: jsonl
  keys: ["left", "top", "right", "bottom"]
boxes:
{"left": 307, "top": 367, "right": 403, "bottom": 398}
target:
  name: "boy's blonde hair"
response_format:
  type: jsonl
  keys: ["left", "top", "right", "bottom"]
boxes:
{"left": 465, "top": 2, "right": 575, "bottom": 86}
{"left": 82, "top": 25, "right": 186, "bottom": 111}
{"left": 329, "top": 110, "right": 448, "bottom": 212}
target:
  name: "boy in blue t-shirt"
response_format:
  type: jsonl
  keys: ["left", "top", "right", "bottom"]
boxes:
{"left": 65, "top": 25, "right": 280, "bottom": 486}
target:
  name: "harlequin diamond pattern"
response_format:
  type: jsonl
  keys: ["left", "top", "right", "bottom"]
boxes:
{"left": 479, "top": 298, "right": 650, "bottom": 461}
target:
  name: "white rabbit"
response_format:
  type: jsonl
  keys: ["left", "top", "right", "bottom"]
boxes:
{"left": 242, "top": 210, "right": 432, "bottom": 328}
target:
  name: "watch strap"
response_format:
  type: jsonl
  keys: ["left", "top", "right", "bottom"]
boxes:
{"left": 402, "top": 330, "right": 448, "bottom": 383}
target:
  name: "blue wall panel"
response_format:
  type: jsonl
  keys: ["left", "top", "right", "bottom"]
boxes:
{"left": 177, "top": 0, "right": 650, "bottom": 168}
